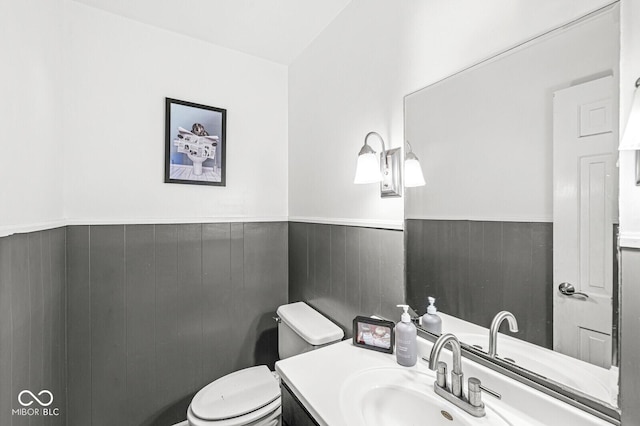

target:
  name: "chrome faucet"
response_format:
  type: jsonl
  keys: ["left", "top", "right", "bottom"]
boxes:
{"left": 428, "top": 333, "right": 463, "bottom": 397}
{"left": 488, "top": 311, "right": 519, "bottom": 358}
{"left": 426, "top": 333, "right": 499, "bottom": 417}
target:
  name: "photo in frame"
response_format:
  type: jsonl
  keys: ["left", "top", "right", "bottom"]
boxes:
{"left": 165, "top": 98, "right": 226, "bottom": 186}
{"left": 352, "top": 316, "right": 395, "bottom": 354}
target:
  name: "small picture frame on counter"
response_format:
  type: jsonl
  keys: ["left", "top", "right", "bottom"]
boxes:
{"left": 352, "top": 316, "right": 395, "bottom": 354}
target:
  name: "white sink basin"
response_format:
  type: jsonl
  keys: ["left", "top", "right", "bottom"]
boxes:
{"left": 339, "top": 367, "right": 512, "bottom": 426}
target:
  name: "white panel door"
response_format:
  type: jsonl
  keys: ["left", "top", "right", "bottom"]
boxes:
{"left": 553, "top": 75, "right": 618, "bottom": 368}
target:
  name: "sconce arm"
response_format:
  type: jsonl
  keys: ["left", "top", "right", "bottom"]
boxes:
{"left": 364, "top": 131, "right": 389, "bottom": 167}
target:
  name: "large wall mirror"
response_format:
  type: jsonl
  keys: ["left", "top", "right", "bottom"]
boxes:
{"left": 404, "top": 3, "right": 620, "bottom": 419}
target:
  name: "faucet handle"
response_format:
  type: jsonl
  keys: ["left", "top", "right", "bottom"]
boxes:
{"left": 468, "top": 377, "right": 501, "bottom": 405}
{"left": 479, "top": 383, "right": 501, "bottom": 400}
{"left": 436, "top": 361, "right": 447, "bottom": 388}
{"left": 468, "top": 377, "right": 483, "bottom": 407}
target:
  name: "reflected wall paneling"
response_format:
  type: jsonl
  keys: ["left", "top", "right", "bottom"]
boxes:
{"left": 406, "top": 219, "right": 553, "bottom": 348}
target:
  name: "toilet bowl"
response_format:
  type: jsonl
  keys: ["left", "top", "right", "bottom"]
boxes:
{"left": 186, "top": 302, "right": 343, "bottom": 426}
{"left": 174, "top": 126, "right": 218, "bottom": 176}
{"left": 186, "top": 153, "right": 209, "bottom": 176}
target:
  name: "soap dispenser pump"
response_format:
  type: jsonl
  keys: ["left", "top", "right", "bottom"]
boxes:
{"left": 395, "top": 304, "right": 417, "bottom": 367}
{"left": 421, "top": 297, "right": 442, "bottom": 335}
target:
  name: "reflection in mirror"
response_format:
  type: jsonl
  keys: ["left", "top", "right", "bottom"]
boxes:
{"left": 404, "top": 4, "right": 620, "bottom": 412}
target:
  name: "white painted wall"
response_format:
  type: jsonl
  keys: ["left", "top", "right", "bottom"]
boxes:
{"left": 0, "top": 0, "right": 66, "bottom": 236}
{"left": 620, "top": 0, "right": 640, "bottom": 248}
{"left": 63, "top": 2, "right": 288, "bottom": 224}
{"left": 1, "top": 0, "right": 622, "bottom": 233}
{"left": 288, "top": 0, "right": 616, "bottom": 228}
{"left": 405, "top": 11, "right": 618, "bottom": 222}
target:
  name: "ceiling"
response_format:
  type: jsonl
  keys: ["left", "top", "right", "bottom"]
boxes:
{"left": 71, "top": 0, "right": 352, "bottom": 65}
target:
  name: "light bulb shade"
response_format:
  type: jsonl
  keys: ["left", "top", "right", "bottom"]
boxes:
{"left": 620, "top": 87, "right": 640, "bottom": 150}
{"left": 404, "top": 157, "right": 426, "bottom": 187}
{"left": 354, "top": 152, "right": 381, "bottom": 183}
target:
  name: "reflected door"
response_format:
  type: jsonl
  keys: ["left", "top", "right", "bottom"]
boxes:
{"left": 553, "top": 76, "right": 618, "bottom": 368}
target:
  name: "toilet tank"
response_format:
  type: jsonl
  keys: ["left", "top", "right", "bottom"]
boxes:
{"left": 276, "top": 302, "right": 344, "bottom": 360}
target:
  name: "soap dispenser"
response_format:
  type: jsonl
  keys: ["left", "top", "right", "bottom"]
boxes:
{"left": 421, "top": 297, "right": 443, "bottom": 335}
{"left": 395, "top": 304, "right": 417, "bottom": 367}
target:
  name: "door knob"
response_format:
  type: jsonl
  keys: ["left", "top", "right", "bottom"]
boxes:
{"left": 558, "top": 282, "right": 589, "bottom": 298}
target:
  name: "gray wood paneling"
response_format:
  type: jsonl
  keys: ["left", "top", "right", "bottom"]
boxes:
{"left": 41, "top": 232, "right": 53, "bottom": 426}
{"left": 153, "top": 225, "right": 182, "bottom": 425}
{"left": 202, "top": 223, "right": 233, "bottom": 387}
{"left": 307, "top": 225, "right": 317, "bottom": 300}
{"left": 379, "top": 229, "right": 405, "bottom": 323}
{"left": 405, "top": 220, "right": 425, "bottom": 312}
{"left": 229, "top": 223, "right": 245, "bottom": 373}
{"left": 469, "top": 221, "right": 504, "bottom": 328}
{"left": 49, "top": 227, "right": 66, "bottom": 426}
{"left": 28, "top": 233, "right": 45, "bottom": 425}
{"left": 0, "top": 236, "right": 12, "bottom": 426}
{"left": 531, "top": 223, "right": 553, "bottom": 349}
{"left": 243, "top": 223, "right": 288, "bottom": 370}
{"left": 2, "top": 222, "right": 635, "bottom": 425}
{"left": 360, "top": 227, "right": 382, "bottom": 319}
{"left": 4, "top": 221, "right": 633, "bottom": 424}
{"left": 449, "top": 221, "right": 471, "bottom": 315}
{"left": 345, "top": 227, "right": 361, "bottom": 326}
{"left": 329, "top": 226, "right": 349, "bottom": 329}
{"left": 288, "top": 222, "right": 307, "bottom": 304}
{"left": 406, "top": 219, "right": 553, "bottom": 349}
{"left": 66, "top": 226, "right": 92, "bottom": 425}
{"left": 125, "top": 225, "right": 157, "bottom": 426}
{"left": 314, "top": 224, "right": 331, "bottom": 312}
{"left": 176, "top": 224, "right": 203, "bottom": 397}
{"left": 0, "top": 229, "right": 66, "bottom": 426}
{"left": 502, "top": 223, "right": 534, "bottom": 341}
{"left": 90, "top": 226, "right": 127, "bottom": 426}
{"left": 65, "top": 222, "right": 288, "bottom": 426}
{"left": 11, "top": 234, "right": 30, "bottom": 426}
{"left": 289, "top": 223, "right": 404, "bottom": 338}
{"left": 620, "top": 248, "right": 640, "bottom": 425}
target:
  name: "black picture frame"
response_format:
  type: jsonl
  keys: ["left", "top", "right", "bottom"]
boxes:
{"left": 164, "top": 97, "right": 227, "bottom": 186}
{"left": 352, "top": 316, "right": 395, "bottom": 354}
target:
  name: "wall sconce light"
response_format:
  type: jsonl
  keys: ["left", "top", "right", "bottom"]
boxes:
{"left": 354, "top": 131, "right": 402, "bottom": 197}
{"left": 619, "top": 77, "right": 640, "bottom": 186}
{"left": 404, "top": 141, "right": 426, "bottom": 187}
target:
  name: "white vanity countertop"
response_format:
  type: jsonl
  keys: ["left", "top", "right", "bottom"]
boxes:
{"left": 275, "top": 337, "right": 613, "bottom": 426}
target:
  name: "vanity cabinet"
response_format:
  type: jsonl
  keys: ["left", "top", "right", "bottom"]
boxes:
{"left": 281, "top": 382, "right": 319, "bottom": 426}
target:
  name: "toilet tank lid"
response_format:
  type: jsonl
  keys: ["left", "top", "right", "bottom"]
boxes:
{"left": 277, "top": 302, "right": 344, "bottom": 345}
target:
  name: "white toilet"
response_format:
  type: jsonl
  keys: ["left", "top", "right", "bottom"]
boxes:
{"left": 186, "top": 302, "right": 344, "bottom": 426}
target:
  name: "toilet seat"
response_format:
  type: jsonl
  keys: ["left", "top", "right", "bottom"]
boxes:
{"left": 187, "top": 365, "right": 281, "bottom": 426}
{"left": 187, "top": 398, "right": 280, "bottom": 426}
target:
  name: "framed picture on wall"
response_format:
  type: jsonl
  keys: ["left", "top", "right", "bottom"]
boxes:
{"left": 164, "top": 98, "right": 227, "bottom": 186}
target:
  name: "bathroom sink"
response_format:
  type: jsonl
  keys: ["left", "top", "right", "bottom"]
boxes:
{"left": 339, "top": 367, "right": 511, "bottom": 426}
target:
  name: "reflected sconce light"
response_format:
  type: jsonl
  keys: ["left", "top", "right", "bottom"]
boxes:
{"left": 619, "top": 77, "right": 640, "bottom": 186}
{"left": 404, "top": 141, "right": 426, "bottom": 187}
{"left": 354, "top": 131, "right": 402, "bottom": 197}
